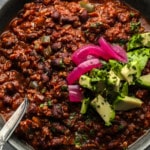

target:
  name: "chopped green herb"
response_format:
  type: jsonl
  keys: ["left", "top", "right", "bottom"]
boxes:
{"left": 59, "top": 59, "right": 65, "bottom": 68}
{"left": 41, "top": 87, "right": 47, "bottom": 94}
{"left": 47, "top": 100, "right": 52, "bottom": 106}
{"left": 118, "top": 124, "right": 124, "bottom": 131}
{"left": 40, "top": 99, "right": 52, "bottom": 108}
{"left": 130, "top": 21, "right": 141, "bottom": 32}
{"left": 61, "top": 85, "right": 68, "bottom": 91}
{"left": 40, "top": 103, "right": 45, "bottom": 108}
{"left": 130, "top": 12, "right": 135, "bottom": 17}
{"left": 89, "top": 129, "right": 95, "bottom": 136}
{"left": 74, "top": 132, "right": 88, "bottom": 148}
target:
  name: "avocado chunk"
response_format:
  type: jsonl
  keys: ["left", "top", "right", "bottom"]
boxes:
{"left": 137, "top": 74, "right": 150, "bottom": 88}
{"left": 79, "top": 72, "right": 106, "bottom": 93}
{"left": 113, "top": 95, "right": 143, "bottom": 111}
{"left": 127, "top": 48, "right": 150, "bottom": 70}
{"left": 108, "top": 60, "right": 124, "bottom": 80}
{"left": 79, "top": 75, "right": 93, "bottom": 90}
{"left": 80, "top": 98, "right": 90, "bottom": 114}
{"left": 121, "top": 82, "right": 128, "bottom": 96}
{"left": 127, "top": 32, "right": 150, "bottom": 51}
{"left": 124, "top": 48, "right": 150, "bottom": 85}
{"left": 141, "top": 32, "right": 150, "bottom": 47}
{"left": 91, "top": 94, "right": 115, "bottom": 126}
{"left": 121, "top": 60, "right": 140, "bottom": 84}
{"left": 107, "top": 70, "right": 121, "bottom": 92}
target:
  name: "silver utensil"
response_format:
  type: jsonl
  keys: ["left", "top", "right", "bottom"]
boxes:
{"left": 0, "top": 116, "right": 34, "bottom": 150}
{"left": 0, "top": 98, "right": 28, "bottom": 150}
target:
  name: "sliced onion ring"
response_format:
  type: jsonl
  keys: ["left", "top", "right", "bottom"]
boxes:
{"left": 98, "top": 37, "right": 127, "bottom": 63}
{"left": 111, "top": 44, "right": 128, "bottom": 62}
{"left": 71, "top": 45, "right": 109, "bottom": 65}
{"left": 68, "top": 85, "right": 83, "bottom": 102}
{"left": 67, "top": 58, "right": 102, "bottom": 84}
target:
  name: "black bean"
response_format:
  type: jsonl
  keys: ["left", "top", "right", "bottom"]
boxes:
{"left": 51, "top": 11, "right": 60, "bottom": 22}
{"left": 51, "top": 58, "right": 64, "bottom": 69}
{"left": 51, "top": 42, "right": 62, "bottom": 52}
{"left": 5, "top": 83, "right": 16, "bottom": 96}
{"left": 44, "top": 67, "right": 52, "bottom": 77}
{"left": 61, "top": 16, "right": 77, "bottom": 24}
{"left": 79, "top": 10, "right": 89, "bottom": 23}
{"left": 26, "top": 33, "right": 38, "bottom": 42}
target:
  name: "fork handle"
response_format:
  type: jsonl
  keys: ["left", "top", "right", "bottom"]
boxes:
{"left": 0, "top": 145, "right": 3, "bottom": 150}
{"left": 0, "top": 140, "right": 5, "bottom": 150}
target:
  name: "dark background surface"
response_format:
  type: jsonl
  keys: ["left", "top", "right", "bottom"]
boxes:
{"left": 0, "top": 0, "right": 30, "bottom": 33}
{"left": 0, "top": 0, "right": 150, "bottom": 150}
{"left": 124, "top": 0, "right": 150, "bottom": 19}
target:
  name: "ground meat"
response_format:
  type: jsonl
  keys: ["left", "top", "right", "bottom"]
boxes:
{"left": 0, "top": 0, "right": 150, "bottom": 150}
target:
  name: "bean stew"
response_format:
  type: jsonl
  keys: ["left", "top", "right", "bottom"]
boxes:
{"left": 0, "top": 0, "right": 150, "bottom": 149}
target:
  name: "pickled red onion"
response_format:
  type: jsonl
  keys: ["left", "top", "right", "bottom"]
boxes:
{"left": 67, "top": 58, "right": 102, "bottom": 84}
{"left": 98, "top": 37, "right": 127, "bottom": 63}
{"left": 68, "top": 85, "right": 83, "bottom": 102}
{"left": 111, "top": 44, "right": 128, "bottom": 62}
{"left": 71, "top": 45, "right": 109, "bottom": 65}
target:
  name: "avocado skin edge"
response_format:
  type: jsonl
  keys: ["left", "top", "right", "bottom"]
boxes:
{"left": 113, "top": 95, "right": 143, "bottom": 111}
{"left": 136, "top": 74, "right": 150, "bottom": 89}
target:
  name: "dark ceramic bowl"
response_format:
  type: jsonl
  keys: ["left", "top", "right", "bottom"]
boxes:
{"left": 0, "top": 0, "right": 150, "bottom": 149}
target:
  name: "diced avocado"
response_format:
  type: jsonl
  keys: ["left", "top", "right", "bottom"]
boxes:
{"left": 91, "top": 94, "right": 115, "bottom": 126}
{"left": 127, "top": 32, "right": 150, "bottom": 51}
{"left": 89, "top": 68, "right": 108, "bottom": 81}
{"left": 127, "top": 48, "right": 150, "bottom": 70}
{"left": 121, "top": 82, "right": 128, "bottom": 96}
{"left": 113, "top": 95, "right": 143, "bottom": 111}
{"left": 136, "top": 74, "right": 150, "bottom": 88}
{"left": 108, "top": 60, "right": 124, "bottom": 80}
{"left": 141, "top": 32, "right": 150, "bottom": 47}
{"left": 121, "top": 60, "right": 141, "bottom": 84}
{"left": 80, "top": 98, "right": 90, "bottom": 114}
{"left": 79, "top": 75, "right": 93, "bottom": 90}
{"left": 79, "top": 69, "right": 107, "bottom": 92}
{"left": 107, "top": 70, "right": 121, "bottom": 92}
{"left": 95, "top": 80, "right": 107, "bottom": 94}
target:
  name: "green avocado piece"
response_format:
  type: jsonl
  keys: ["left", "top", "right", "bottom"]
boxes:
{"left": 107, "top": 70, "right": 121, "bottom": 92}
{"left": 127, "top": 48, "right": 150, "bottom": 70}
{"left": 108, "top": 60, "right": 124, "bottom": 80}
{"left": 136, "top": 74, "right": 150, "bottom": 88}
{"left": 79, "top": 75, "right": 93, "bottom": 90}
{"left": 113, "top": 95, "right": 143, "bottom": 111}
{"left": 80, "top": 98, "right": 90, "bottom": 114}
{"left": 141, "top": 32, "right": 150, "bottom": 47}
{"left": 127, "top": 32, "right": 150, "bottom": 51}
{"left": 79, "top": 73, "right": 106, "bottom": 93}
{"left": 91, "top": 94, "right": 115, "bottom": 126}
{"left": 121, "top": 60, "right": 140, "bottom": 84}
{"left": 121, "top": 82, "right": 128, "bottom": 96}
